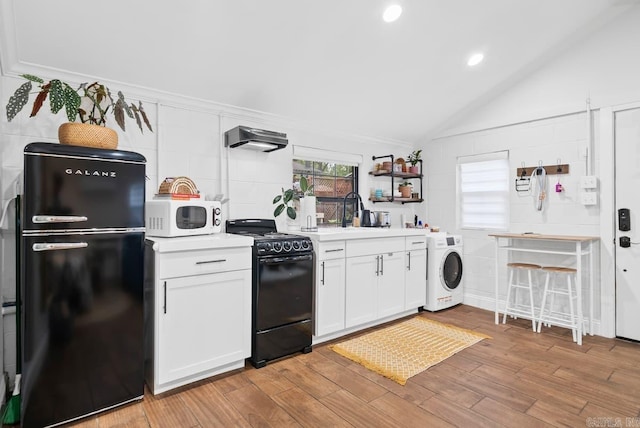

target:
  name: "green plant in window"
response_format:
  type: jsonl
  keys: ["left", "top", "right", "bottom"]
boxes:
{"left": 273, "top": 188, "right": 297, "bottom": 220}
{"left": 299, "top": 176, "right": 314, "bottom": 196}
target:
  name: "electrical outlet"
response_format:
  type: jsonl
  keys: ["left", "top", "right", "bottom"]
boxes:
{"left": 580, "top": 192, "right": 598, "bottom": 206}
{"left": 580, "top": 176, "right": 598, "bottom": 189}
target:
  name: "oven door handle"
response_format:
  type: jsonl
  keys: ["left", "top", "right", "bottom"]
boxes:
{"left": 32, "top": 242, "right": 89, "bottom": 252}
{"left": 260, "top": 254, "right": 313, "bottom": 264}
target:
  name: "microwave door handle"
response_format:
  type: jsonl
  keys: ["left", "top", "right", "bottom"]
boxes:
{"left": 32, "top": 215, "right": 88, "bottom": 223}
{"left": 32, "top": 242, "right": 89, "bottom": 252}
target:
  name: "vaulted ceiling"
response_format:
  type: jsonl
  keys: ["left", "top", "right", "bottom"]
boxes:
{"left": 0, "top": 0, "right": 631, "bottom": 142}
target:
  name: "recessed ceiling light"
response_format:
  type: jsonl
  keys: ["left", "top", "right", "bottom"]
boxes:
{"left": 383, "top": 5, "right": 402, "bottom": 22}
{"left": 467, "top": 53, "right": 484, "bottom": 67}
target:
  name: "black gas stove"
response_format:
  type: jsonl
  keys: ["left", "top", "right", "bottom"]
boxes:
{"left": 226, "top": 219, "right": 313, "bottom": 368}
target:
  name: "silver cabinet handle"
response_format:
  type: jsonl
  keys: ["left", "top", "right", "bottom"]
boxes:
{"left": 375, "top": 255, "right": 380, "bottom": 276}
{"left": 380, "top": 254, "right": 384, "bottom": 275}
{"left": 32, "top": 242, "right": 88, "bottom": 252}
{"left": 321, "top": 261, "right": 325, "bottom": 285}
{"left": 195, "top": 259, "right": 226, "bottom": 265}
{"left": 325, "top": 248, "right": 344, "bottom": 253}
{"left": 411, "top": 241, "right": 424, "bottom": 245}
{"left": 407, "top": 252, "right": 411, "bottom": 271}
{"left": 32, "top": 215, "right": 88, "bottom": 223}
{"left": 426, "top": 248, "right": 429, "bottom": 280}
{"left": 163, "top": 281, "right": 167, "bottom": 314}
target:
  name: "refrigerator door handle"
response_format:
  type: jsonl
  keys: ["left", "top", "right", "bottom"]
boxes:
{"left": 32, "top": 215, "right": 88, "bottom": 223}
{"left": 32, "top": 242, "right": 89, "bottom": 252}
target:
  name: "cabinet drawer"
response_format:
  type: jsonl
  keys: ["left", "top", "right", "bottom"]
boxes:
{"left": 406, "top": 236, "right": 427, "bottom": 250}
{"left": 316, "top": 241, "right": 346, "bottom": 260}
{"left": 346, "top": 237, "right": 405, "bottom": 258}
{"left": 158, "top": 246, "right": 251, "bottom": 279}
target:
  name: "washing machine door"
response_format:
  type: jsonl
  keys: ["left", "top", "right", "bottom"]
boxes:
{"left": 440, "top": 250, "right": 463, "bottom": 291}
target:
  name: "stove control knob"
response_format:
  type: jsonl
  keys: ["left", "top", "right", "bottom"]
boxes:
{"left": 256, "top": 242, "right": 270, "bottom": 255}
{"left": 301, "top": 240, "right": 310, "bottom": 250}
{"left": 272, "top": 242, "right": 282, "bottom": 253}
{"left": 283, "top": 241, "right": 292, "bottom": 252}
{"left": 292, "top": 240, "right": 301, "bottom": 250}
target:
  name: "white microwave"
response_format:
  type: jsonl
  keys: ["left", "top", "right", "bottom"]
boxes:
{"left": 145, "top": 199, "right": 222, "bottom": 237}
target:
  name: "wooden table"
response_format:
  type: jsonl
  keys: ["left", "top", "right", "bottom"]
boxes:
{"left": 489, "top": 233, "right": 599, "bottom": 345}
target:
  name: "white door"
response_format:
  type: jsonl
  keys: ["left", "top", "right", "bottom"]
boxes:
{"left": 615, "top": 106, "right": 640, "bottom": 341}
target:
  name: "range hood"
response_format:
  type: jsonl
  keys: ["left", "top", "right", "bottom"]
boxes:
{"left": 224, "top": 126, "right": 288, "bottom": 153}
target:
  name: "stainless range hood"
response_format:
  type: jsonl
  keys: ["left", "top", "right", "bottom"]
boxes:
{"left": 224, "top": 126, "right": 288, "bottom": 153}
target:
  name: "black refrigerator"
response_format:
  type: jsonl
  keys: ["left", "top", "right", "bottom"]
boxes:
{"left": 20, "top": 142, "right": 146, "bottom": 427}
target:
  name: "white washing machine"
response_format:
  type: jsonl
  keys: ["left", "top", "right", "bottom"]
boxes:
{"left": 425, "top": 234, "right": 464, "bottom": 311}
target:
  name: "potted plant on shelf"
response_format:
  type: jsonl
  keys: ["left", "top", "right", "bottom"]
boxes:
{"left": 398, "top": 181, "right": 412, "bottom": 198}
{"left": 407, "top": 149, "right": 422, "bottom": 174}
{"left": 5, "top": 74, "right": 153, "bottom": 149}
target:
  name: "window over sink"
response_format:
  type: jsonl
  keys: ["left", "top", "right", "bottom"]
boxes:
{"left": 293, "top": 159, "right": 359, "bottom": 227}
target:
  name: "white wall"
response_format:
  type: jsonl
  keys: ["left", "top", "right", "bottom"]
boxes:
{"left": 426, "top": 112, "right": 601, "bottom": 323}
{"left": 423, "top": 6, "right": 640, "bottom": 338}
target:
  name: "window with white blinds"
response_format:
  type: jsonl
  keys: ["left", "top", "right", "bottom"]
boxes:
{"left": 457, "top": 152, "right": 509, "bottom": 230}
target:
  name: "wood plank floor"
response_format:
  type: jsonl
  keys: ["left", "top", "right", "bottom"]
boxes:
{"left": 69, "top": 305, "right": 640, "bottom": 427}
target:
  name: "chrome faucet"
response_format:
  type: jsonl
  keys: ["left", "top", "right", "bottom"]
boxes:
{"left": 341, "top": 191, "right": 365, "bottom": 227}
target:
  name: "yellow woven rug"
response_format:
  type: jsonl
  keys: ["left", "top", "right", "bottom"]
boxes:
{"left": 329, "top": 317, "right": 490, "bottom": 385}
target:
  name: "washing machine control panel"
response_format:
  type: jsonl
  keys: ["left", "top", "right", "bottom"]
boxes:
{"left": 445, "top": 236, "right": 462, "bottom": 246}
{"left": 432, "top": 235, "right": 463, "bottom": 248}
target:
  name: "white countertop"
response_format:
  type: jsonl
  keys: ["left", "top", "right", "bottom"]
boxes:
{"left": 296, "top": 227, "right": 431, "bottom": 241}
{"left": 146, "top": 233, "right": 254, "bottom": 252}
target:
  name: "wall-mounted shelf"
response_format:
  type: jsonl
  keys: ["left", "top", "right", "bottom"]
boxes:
{"left": 369, "top": 197, "right": 424, "bottom": 204}
{"left": 369, "top": 154, "right": 423, "bottom": 204}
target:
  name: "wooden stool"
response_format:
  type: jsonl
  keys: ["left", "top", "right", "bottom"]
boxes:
{"left": 536, "top": 266, "right": 580, "bottom": 343}
{"left": 503, "top": 262, "right": 541, "bottom": 331}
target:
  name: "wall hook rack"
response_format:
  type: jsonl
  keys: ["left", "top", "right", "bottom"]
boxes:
{"left": 517, "top": 163, "right": 569, "bottom": 177}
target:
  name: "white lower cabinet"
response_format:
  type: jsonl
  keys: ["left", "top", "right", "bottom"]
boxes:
{"left": 345, "top": 254, "right": 378, "bottom": 327}
{"left": 314, "top": 241, "right": 347, "bottom": 336}
{"left": 158, "top": 270, "right": 250, "bottom": 385}
{"left": 145, "top": 239, "right": 252, "bottom": 394}
{"left": 377, "top": 251, "right": 406, "bottom": 318}
{"left": 345, "top": 237, "right": 406, "bottom": 328}
{"left": 405, "top": 248, "right": 427, "bottom": 309}
{"left": 405, "top": 235, "right": 427, "bottom": 310}
{"left": 308, "top": 233, "right": 427, "bottom": 340}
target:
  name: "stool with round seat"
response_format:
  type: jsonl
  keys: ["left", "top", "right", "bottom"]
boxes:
{"left": 536, "top": 266, "right": 580, "bottom": 343}
{"left": 503, "top": 262, "right": 541, "bottom": 331}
